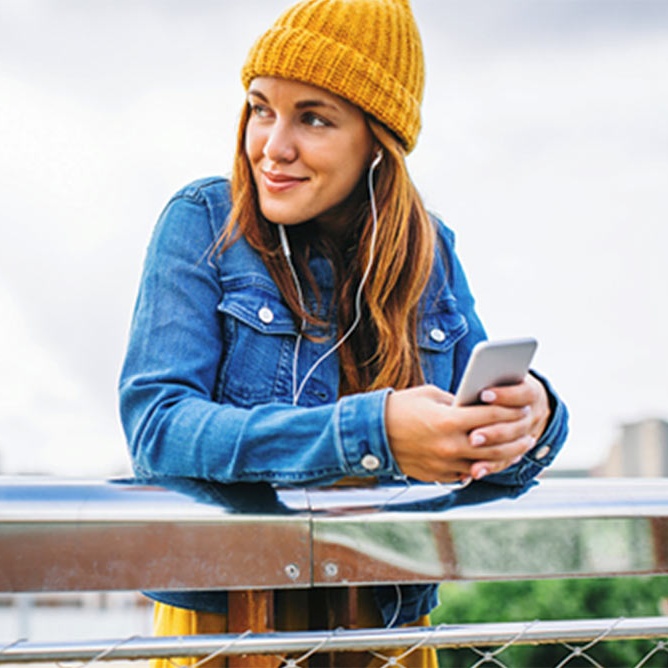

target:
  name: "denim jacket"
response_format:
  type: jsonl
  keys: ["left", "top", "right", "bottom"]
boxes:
{"left": 119, "top": 177, "right": 568, "bottom": 624}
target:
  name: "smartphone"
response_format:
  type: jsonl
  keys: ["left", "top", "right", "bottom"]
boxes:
{"left": 454, "top": 337, "right": 538, "bottom": 406}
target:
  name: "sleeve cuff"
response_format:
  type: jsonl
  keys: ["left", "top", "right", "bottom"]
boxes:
{"left": 336, "top": 388, "right": 401, "bottom": 477}
{"left": 523, "top": 369, "right": 569, "bottom": 469}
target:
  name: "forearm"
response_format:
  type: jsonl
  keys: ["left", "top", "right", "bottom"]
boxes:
{"left": 120, "top": 377, "right": 397, "bottom": 485}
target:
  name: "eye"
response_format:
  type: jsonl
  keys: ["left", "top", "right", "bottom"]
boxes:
{"left": 302, "top": 112, "right": 332, "bottom": 128}
{"left": 249, "top": 103, "right": 272, "bottom": 119}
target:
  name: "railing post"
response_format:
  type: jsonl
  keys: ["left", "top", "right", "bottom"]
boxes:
{"left": 651, "top": 518, "right": 668, "bottom": 571}
{"left": 309, "top": 587, "right": 360, "bottom": 667}
{"left": 228, "top": 590, "right": 276, "bottom": 667}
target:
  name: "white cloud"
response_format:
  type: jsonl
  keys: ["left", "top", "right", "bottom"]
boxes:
{"left": 0, "top": 282, "right": 130, "bottom": 475}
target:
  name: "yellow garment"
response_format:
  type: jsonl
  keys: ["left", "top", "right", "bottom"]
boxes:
{"left": 241, "top": 0, "right": 425, "bottom": 153}
{"left": 151, "top": 594, "right": 437, "bottom": 667}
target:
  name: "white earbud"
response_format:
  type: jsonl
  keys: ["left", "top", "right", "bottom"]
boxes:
{"left": 371, "top": 149, "right": 383, "bottom": 169}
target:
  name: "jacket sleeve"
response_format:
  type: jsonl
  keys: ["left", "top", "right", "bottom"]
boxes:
{"left": 435, "top": 219, "right": 569, "bottom": 487}
{"left": 118, "top": 187, "right": 400, "bottom": 486}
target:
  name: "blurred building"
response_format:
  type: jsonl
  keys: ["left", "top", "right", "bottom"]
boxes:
{"left": 594, "top": 418, "right": 668, "bottom": 477}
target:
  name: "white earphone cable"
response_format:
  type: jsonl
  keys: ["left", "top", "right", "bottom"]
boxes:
{"left": 281, "top": 150, "right": 383, "bottom": 405}
{"left": 278, "top": 224, "right": 306, "bottom": 402}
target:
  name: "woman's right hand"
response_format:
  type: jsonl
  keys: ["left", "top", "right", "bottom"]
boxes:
{"left": 384, "top": 385, "right": 535, "bottom": 483}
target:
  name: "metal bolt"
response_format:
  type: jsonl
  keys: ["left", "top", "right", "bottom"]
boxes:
{"left": 323, "top": 561, "right": 339, "bottom": 578}
{"left": 284, "top": 563, "right": 300, "bottom": 580}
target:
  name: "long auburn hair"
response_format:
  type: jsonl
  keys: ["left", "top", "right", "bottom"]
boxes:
{"left": 214, "top": 102, "right": 436, "bottom": 396}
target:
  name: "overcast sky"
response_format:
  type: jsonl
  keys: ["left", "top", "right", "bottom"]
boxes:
{"left": 1, "top": 0, "right": 667, "bottom": 477}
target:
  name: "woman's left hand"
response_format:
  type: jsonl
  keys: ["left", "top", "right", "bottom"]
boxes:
{"left": 467, "top": 373, "right": 551, "bottom": 480}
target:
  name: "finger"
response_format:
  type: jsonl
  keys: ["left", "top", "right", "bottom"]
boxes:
{"left": 469, "top": 460, "right": 492, "bottom": 481}
{"left": 468, "top": 435, "right": 535, "bottom": 479}
{"left": 468, "top": 432, "right": 536, "bottom": 464}
{"left": 480, "top": 378, "right": 536, "bottom": 408}
{"left": 470, "top": 457, "right": 518, "bottom": 480}
{"left": 452, "top": 403, "right": 529, "bottom": 433}
{"left": 412, "top": 458, "right": 476, "bottom": 484}
{"left": 481, "top": 377, "right": 550, "bottom": 442}
{"left": 468, "top": 408, "right": 532, "bottom": 448}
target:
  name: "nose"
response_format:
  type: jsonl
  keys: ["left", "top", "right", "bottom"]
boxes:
{"left": 262, "top": 118, "right": 298, "bottom": 164}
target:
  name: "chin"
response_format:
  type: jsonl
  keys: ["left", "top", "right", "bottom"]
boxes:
{"left": 259, "top": 203, "right": 310, "bottom": 226}
{"left": 260, "top": 211, "right": 302, "bottom": 226}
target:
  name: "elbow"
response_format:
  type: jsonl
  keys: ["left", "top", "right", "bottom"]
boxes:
{"left": 118, "top": 377, "right": 163, "bottom": 477}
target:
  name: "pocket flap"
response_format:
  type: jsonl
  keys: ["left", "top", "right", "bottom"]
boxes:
{"left": 419, "top": 297, "right": 468, "bottom": 352}
{"left": 218, "top": 275, "right": 297, "bottom": 336}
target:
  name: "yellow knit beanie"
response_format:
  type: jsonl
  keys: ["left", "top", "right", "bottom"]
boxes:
{"left": 241, "top": 0, "right": 425, "bottom": 153}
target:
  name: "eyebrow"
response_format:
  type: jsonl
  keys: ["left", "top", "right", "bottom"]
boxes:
{"left": 247, "top": 88, "right": 340, "bottom": 112}
{"left": 295, "top": 99, "right": 339, "bottom": 111}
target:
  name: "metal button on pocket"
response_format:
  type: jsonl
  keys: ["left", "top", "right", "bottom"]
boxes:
{"left": 361, "top": 454, "right": 380, "bottom": 471}
{"left": 258, "top": 307, "right": 274, "bottom": 324}
{"left": 429, "top": 328, "right": 446, "bottom": 343}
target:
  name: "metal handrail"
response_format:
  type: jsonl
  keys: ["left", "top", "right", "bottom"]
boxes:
{"left": 1, "top": 476, "right": 667, "bottom": 593}
{"left": 2, "top": 617, "right": 668, "bottom": 663}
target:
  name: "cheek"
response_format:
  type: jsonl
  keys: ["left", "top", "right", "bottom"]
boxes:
{"left": 245, "top": 123, "right": 263, "bottom": 162}
{"left": 333, "top": 140, "right": 371, "bottom": 189}
{"left": 338, "top": 129, "right": 373, "bottom": 178}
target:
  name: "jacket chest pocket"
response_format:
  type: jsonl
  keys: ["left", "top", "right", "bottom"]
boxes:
{"left": 216, "top": 278, "right": 297, "bottom": 407}
{"left": 418, "top": 297, "right": 468, "bottom": 392}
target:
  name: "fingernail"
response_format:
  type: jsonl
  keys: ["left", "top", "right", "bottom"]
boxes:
{"left": 512, "top": 455, "right": 523, "bottom": 465}
{"left": 471, "top": 433, "right": 486, "bottom": 446}
{"left": 474, "top": 466, "right": 490, "bottom": 480}
{"left": 480, "top": 390, "right": 496, "bottom": 403}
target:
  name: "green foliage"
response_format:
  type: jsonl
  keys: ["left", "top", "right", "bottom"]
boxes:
{"left": 430, "top": 577, "right": 668, "bottom": 667}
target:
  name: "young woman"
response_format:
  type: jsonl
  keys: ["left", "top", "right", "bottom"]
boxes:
{"left": 119, "top": 0, "right": 568, "bottom": 665}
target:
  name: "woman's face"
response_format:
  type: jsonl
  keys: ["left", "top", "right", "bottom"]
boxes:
{"left": 245, "top": 77, "right": 374, "bottom": 238}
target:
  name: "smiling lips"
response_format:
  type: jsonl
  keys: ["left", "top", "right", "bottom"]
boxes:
{"left": 261, "top": 170, "right": 309, "bottom": 193}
